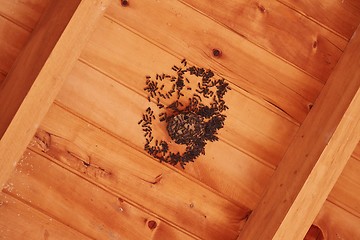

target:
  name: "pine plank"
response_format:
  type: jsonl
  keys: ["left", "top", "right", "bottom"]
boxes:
{"left": 4, "top": 149, "right": 196, "bottom": 240}
{"left": 79, "top": 16, "right": 298, "bottom": 168}
{"left": 0, "top": 16, "right": 30, "bottom": 74}
{"left": 238, "top": 25, "right": 360, "bottom": 240}
{"left": 0, "top": 193, "right": 91, "bottom": 240}
{"left": 313, "top": 201, "right": 360, "bottom": 239}
{"left": 0, "top": 71, "right": 5, "bottom": 86}
{"left": 0, "top": 0, "right": 49, "bottom": 31}
{"left": 105, "top": 0, "right": 324, "bottom": 123}
{"left": 180, "top": 0, "right": 346, "bottom": 82}
{"left": 278, "top": 0, "right": 360, "bottom": 39}
{"left": 30, "top": 103, "right": 250, "bottom": 240}
{"left": 328, "top": 157, "right": 360, "bottom": 218}
{"left": 0, "top": 0, "right": 111, "bottom": 188}
{"left": 56, "top": 60, "right": 274, "bottom": 210}
{"left": 353, "top": 142, "right": 360, "bottom": 161}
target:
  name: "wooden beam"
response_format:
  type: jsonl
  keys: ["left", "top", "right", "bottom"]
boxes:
{"left": 238, "top": 25, "right": 360, "bottom": 240}
{"left": 0, "top": 0, "right": 111, "bottom": 187}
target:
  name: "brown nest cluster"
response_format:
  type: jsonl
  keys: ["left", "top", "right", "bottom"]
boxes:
{"left": 138, "top": 59, "right": 231, "bottom": 168}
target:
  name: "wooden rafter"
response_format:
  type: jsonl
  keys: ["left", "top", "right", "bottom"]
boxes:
{"left": 0, "top": 0, "right": 111, "bottom": 187}
{"left": 238, "top": 25, "right": 360, "bottom": 239}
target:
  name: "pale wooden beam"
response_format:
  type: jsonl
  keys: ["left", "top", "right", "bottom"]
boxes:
{"left": 0, "top": 0, "right": 111, "bottom": 187}
{"left": 238, "top": 25, "right": 360, "bottom": 240}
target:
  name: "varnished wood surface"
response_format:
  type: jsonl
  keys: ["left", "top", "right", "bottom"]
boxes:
{"left": 313, "top": 201, "right": 360, "bottom": 239}
{"left": 4, "top": 149, "right": 196, "bottom": 240}
{"left": 29, "top": 103, "right": 249, "bottom": 240}
{"left": 329, "top": 157, "right": 360, "bottom": 218}
{"left": 180, "top": 0, "right": 346, "bottom": 82}
{"left": 57, "top": 59, "right": 274, "bottom": 210}
{"left": 106, "top": 0, "right": 323, "bottom": 123}
{"left": 1, "top": 0, "right": 360, "bottom": 239}
{"left": 0, "top": 0, "right": 49, "bottom": 30}
{"left": 239, "top": 24, "right": 360, "bottom": 239}
{"left": 279, "top": 0, "right": 360, "bottom": 39}
{"left": 0, "top": 193, "right": 91, "bottom": 240}
{"left": 0, "top": 16, "right": 29, "bottom": 75}
{"left": 79, "top": 16, "right": 298, "bottom": 169}
{"left": 353, "top": 142, "right": 360, "bottom": 160}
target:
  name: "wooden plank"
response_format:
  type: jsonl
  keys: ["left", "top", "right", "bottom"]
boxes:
{"left": 0, "top": 72, "right": 6, "bottom": 87}
{"left": 4, "top": 149, "right": 196, "bottom": 240}
{"left": 0, "top": 16, "right": 30, "bottom": 74}
{"left": 278, "top": 0, "right": 360, "bottom": 39}
{"left": 56, "top": 60, "right": 274, "bottom": 210}
{"left": 30, "top": 103, "right": 250, "bottom": 240}
{"left": 80, "top": 16, "right": 298, "bottom": 168}
{"left": 312, "top": 201, "right": 360, "bottom": 239}
{"left": 238, "top": 25, "right": 360, "bottom": 240}
{"left": 328, "top": 157, "right": 360, "bottom": 218}
{"left": 0, "top": 193, "right": 92, "bottom": 240}
{"left": 181, "top": 0, "right": 346, "bottom": 82}
{"left": 0, "top": 0, "right": 111, "bottom": 188}
{"left": 0, "top": 0, "right": 49, "bottom": 31}
{"left": 106, "top": 0, "right": 323, "bottom": 123}
{"left": 353, "top": 142, "right": 360, "bottom": 161}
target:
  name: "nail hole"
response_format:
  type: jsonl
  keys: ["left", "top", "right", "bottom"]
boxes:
{"left": 313, "top": 41, "right": 317, "bottom": 49}
{"left": 308, "top": 103, "right": 313, "bottom": 110}
{"left": 147, "top": 220, "right": 157, "bottom": 230}
{"left": 257, "top": 4, "right": 266, "bottom": 13}
{"left": 212, "top": 48, "right": 222, "bottom": 57}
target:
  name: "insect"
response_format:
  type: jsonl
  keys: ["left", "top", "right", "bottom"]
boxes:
{"left": 138, "top": 59, "right": 231, "bottom": 168}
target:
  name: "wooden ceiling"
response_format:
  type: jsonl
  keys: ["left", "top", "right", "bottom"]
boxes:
{"left": 0, "top": 0, "right": 360, "bottom": 239}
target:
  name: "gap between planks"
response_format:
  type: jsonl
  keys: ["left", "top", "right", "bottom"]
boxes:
{"left": 327, "top": 198, "right": 360, "bottom": 220}
{"left": 53, "top": 99, "right": 254, "bottom": 211}
{"left": 0, "top": 10, "right": 33, "bottom": 32}
{"left": 276, "top": 0, "right": 351, "bottom": 41}
{"left": 25, "top": 146, "right": 201, "bottom": 240}
{"left": 77, "top": 57, "right": 278, "bottom": 171}
{"left": 104, "top": 13, "right": 309, "bottom": 125}
{"left": 1, "top": 190, "right": 96, "bottom": 240}
{"left": 0, "top": 192, "right": 95, "bottom": 240}
{"left": 177, "top": 0, "right": 340, "bottom": 84}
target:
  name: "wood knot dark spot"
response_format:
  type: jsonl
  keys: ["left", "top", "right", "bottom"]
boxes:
{"left": 147, "top": 220, "right": 157, "bottom": 230}
{"left": 212, "top": 48, "right": 222, "bottom": 57}
{"left": 121, "top": 0, "right": 129, "bottom": 7}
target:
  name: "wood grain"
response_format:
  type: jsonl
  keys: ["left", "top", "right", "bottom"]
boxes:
{"left": 30, "top": 103, "right": 250, "bottom": 240}
{"left": 0, "top": 193, "right": 92, "bottom": 240}
{"left": 278, "top": 0, "right": 360, "bottom": 39}
{"left": 4, "top": 149, "right": 196, "bottom": 240}
{"left": 238, "top": 25, "right": 360, "bottom": 240}
{"left": 0, "top": 0, "right": 49, "bottom": 31}
{"left": 181, "top": 0, "right": 346, "bottom": 82}
{"left": 328, "top": 157, "right": 360, "bottom": 218}
{"left": 106, "top": 0, "right": 323, "bottom": 123}
{"left": 0, "top": 0, "right": 111, "bottom": 188}
{"left": 353, "top": 142, "right": 360, "bottom": 161}
{"left": 313, "top": 201, "right": 360, "bottom": 239}
{"left": 0, "top": 16, "right": 30, "bottom": 75}
{"left": 79, "top": 16, "right": 298, "bottom": 168}
{"left": 57, "top": 60, "right": 274, "bottom": 210}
